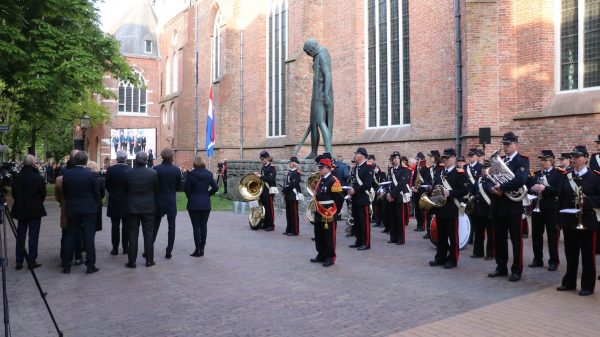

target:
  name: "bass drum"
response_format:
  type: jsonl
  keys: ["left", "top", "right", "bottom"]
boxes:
{"left": 429, "top": 214, "right": 471, "bottom": 250}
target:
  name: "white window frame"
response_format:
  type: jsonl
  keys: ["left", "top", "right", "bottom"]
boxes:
{"left": 144, "top": 40, "right": 152, "bottom": 53}
{"left": 265, "top": 0, "right": 288, "bottom": 138}
{"left": 118, "top": 72, "right": 147, "bottom": 114}
{"left": 555, "top": 0, "right": 600, "bottom": 94}
{"left": 211, "top": 12, "right": 222, "bottom": 82}
{"left": 364, "top": 0, "right": 409, "bottom": 129}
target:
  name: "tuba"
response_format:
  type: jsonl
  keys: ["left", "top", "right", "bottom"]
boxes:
{"left": 305, "top": 172, "right": 320, "bottom": 224}
{"left": 239, "top": 172, "right": 265, "bottom": 229}
{"left": 487, "top": 150, "right": 528, "bottom": 202}
{"left": 418, "top": 185, "right": 447, "bottom": 211}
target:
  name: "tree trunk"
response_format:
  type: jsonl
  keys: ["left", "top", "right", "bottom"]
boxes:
{"left": 10, "top": 130, "right": 17, "bottom": 161}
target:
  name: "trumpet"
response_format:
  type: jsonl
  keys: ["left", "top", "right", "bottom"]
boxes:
{"left": 532, "top": 176, "right": 543, "bottom": 213}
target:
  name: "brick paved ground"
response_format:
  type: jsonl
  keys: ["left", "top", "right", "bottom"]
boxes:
{"left": 4, "top": 202, "right": 600, "bottom": 337}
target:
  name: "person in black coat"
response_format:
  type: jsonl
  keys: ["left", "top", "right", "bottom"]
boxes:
{"left": 348, "top": 147, "right": 374, "bottom": 250}
{"left": 153, "top": 148, "right": 182, "bottom": 259}
{"left": 124, "top": 152, "right": 159, "bottom": 268}
{"left": 411, "top": 152, "right": 429, "bottom": 231}
{"left": 184, "top": 156, "right": 218, "bottom": 256}
{"left": 147, "top": 149, "right": 154, "bottom": 168}
{"left": 105, "top": 149, "right": 130, "bottom": 255}
{"left": 282, "top": 156, "right": 302, "bottom": 235}
{"left": 11, "top": 155, "right": 47, "bottom": 270}
{"left": 387, "top": 151, "right": 412, "bottom": 245}
{"left": 428, "top": 148, "right": 468, "bottom": 269}
{"left": 87, "top": 161, "right": 105, "bottom": 232}
{"left": 488, "top": 132, "right": 530, "bottom": 282}
{"left": 469, "top": 160, "right": 495, "bottom": 259}
{"left": 556, "top": 145, "right": 600, "bottom": 296}
{"left": 62, "top": 151, "right": 100, "bottom": 274}
{"left": 527, "top": 150, "right": 562, "bottom": 271}
{"left": 258, "top": 150, "right": 277, "bottom": 231}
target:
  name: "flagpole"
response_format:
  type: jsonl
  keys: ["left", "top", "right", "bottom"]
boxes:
{"left": 193, "top": 0, "right": 199, "bottom": 160}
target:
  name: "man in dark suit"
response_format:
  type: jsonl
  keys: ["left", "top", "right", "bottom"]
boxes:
{"left": 153, "top": 148, "right": 182, "bottom": 259}
{"left": 348, "top": 147, "right": 374, "bottom": 250}
{"left": 428, "top": 148, "right": 468, "bottom": 269}
{"left": 489, "top": 132, "right": 530, "bottom": 282}
{"left": 125, "top": 152, "right": 159, "bottom": 268}
{"left": 62, "top": 151, "right": 100, "bottom": 274}
{"left": 527, "top": 150, "right": 562, "bottom": 271}
{"left": 105, "top": 149, "right": 130, "bottom": 255}
{"left": 12, "top": 154, "right": 47, "bottom": 270}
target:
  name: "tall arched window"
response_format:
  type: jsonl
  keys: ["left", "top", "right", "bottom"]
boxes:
{"left": 118, "top": 72, "right": 147, "bottom": 113}
{"left": 366, "top": 0, "right": 410, "bottom": 127}
{"left": 173, "top": 52, "right": 179, "bottom": 93}
{"left": 212, "top": 12, "right": 222, "bottom": 82}
{"left": 165, "top": 57, "right": 171, "bottom": 95}
{"left": 266, "top": 0, "right": 287, "bottom": 137}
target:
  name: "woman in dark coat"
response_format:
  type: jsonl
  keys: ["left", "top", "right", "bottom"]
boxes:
{"left": 184, "top": 156, "right": 218, "bottom": 257}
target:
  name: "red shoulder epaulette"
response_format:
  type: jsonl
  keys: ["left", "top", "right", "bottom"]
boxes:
{"left": 366, "top": 162, "right": 373, "bottom": 167}
{"left": 456, "top": 168, "right": 465, "bottom": 173}
{"left": 520, "top": 154, "right": 529, "bottom": 159}
{"left": 594, "top": 170, "right": 600, "bottom": 176}
{"left": 557, "top": 167, "right": 567, "bottom": 174}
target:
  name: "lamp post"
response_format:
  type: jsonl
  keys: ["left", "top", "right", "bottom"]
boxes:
{"left": 80, "top": 113, "right": 90, "bottom": 151}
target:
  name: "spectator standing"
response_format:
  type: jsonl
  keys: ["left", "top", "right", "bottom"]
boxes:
{"left": 105, "top": 149, "right": 130, "bottom": 255}
{"left": 153, "top": 148, "right": 182, "bottom": 259}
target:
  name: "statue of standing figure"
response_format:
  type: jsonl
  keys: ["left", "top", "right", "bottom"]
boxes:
{"left": 293, "top": 38, "right": 334, "bottom": 159}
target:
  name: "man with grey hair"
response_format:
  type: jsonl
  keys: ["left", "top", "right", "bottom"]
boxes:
{"left": 124, "top": 151, "right": 159, "bottom": 268}
{"left": 152, "top": 148, "right": 182, "bottom": 259}
{"left": 105, "top": 149, "right": 131, "bottom": 255}
{"left": 12, "top": 154, "right": 47, "bottom": 270}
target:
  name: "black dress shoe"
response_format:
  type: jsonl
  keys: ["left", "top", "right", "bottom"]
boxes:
{"left": 429, "top": 260, "right": 444, "bottom": 267}
{"left": 528, "top": 261, "right": 543, "bottom": 268}
{"left": 145, "top": 261, "right": 156, "bottom": 267}
{"left": 15, "top": 263, "right": 23, "bottom": 270}
{"left": 423, "top": 233, "right": 430, "bottom": 239}
{"left": 125, "top": 262, "right": 136, "bottom": 269}
{"left": 508, "top": 273, "right": 521, "bottom": 282}
{"left": 62, "top": 267, "right": 71, "bottom": 274}
{"left": 74, "top": 259, "right": 83, "bottom": 266}
{"left": 110, "top": 249, "right": 118, "bottom": 256}
{"left": 165, "top": 252, "right": 172, "bottom": 259}
{"left": 547, "top": 264, "right": 558, "bottom": 271}
{"left": 190, "top": 251, "right": 201, "bottom": 257}
{"left": 263, "top": 226, "right": 274, "bottom": 231}
{"left": 485, "top": 256, "right": 493, "bottom": 260}
{"left": 470, "top": 254, "right": 484, "bottom": 259}
{"left": 579, "top": 289, "right": 594, "bottom": 296}
{"left": 310, "top": 257, "right": 325, "bottom": 263}
{"left": 199, "top": 249, "right": 204, "bottom": 256}
{"left": 396, "top": 241, "right": 405, "bottom": 245}
{"left": 282, "top": 232, "right": 290, "bottom": 236}
{"left": 322, "top": 259, "right": 334, "bottom": 267}
{"left": 387, "top": 240, "right": 397, "bottom": 244}
{"left": 443, "top": 262, "right": 457, "bottom": 269}
{"left": 28, "top": 262, "right": 42, "bottom": 270}
{"left": 349, "top": 244, "right": 358, "bottom": 248}
{"left": 357, "top": 246, "right": 370, "bottom": 250}
{"left": 381, "top": 229, "right": 389, "bottom": 233}
{"left": 488, "top": 270, "right": 508, "bottom": 278}
{"left": 86, "top": 266, "right": 100, "bottom": 274}
{"left": 556, "top": 285, "right": 576, "bottom": 291}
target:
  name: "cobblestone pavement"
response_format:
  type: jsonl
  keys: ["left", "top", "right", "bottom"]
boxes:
{"left": 4, "top": 202, "right": 599, "bottom": 337}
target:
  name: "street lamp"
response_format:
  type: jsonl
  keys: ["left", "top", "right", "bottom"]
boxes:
{"left": 80, "top": 113, "right": 90, "bottom": 150}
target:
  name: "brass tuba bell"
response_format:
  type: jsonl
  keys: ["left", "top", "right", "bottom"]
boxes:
{"left": 238, "top": 172, "right": 265, "bottom": 229}
{"left": 306, "top": 172, "right": 320, "bottom": 197}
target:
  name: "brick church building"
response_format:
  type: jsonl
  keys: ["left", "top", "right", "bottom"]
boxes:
{"left": 88, "top": 0, "right": 600, "bottom": 170}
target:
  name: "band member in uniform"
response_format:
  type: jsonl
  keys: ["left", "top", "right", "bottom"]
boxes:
{"left": 556, "top": 145, "right": 600, "bottom": 296}
{"left": 558, "top": 153, "right": 573, "bottom": 173}
{"left": 387, "top": 152, "right": 412, "bottom": 244}
{"left": 465, "top": 149, "right": 482, "bottom": 244}
{"left": 469, "top": 160, "right": 494, "bottom": 259}
{"left": 428, "top": 148, "right": 468, "bottom": 269}
{"left": 488, "top": 132, "right": 530, "bottom": 282}
{"left": 369, "top": 155, "right": 387, "bottom": 227}
{"left": 282, "top": 156, "right": 302, "bottom": 236}
{"left": 412, "top": 152, "right": 430, "bottom": 232}
{"left": 257, "top": 150, "right": 277, "bottom": 231}
{"left": 527, "top": 150, "right": 561, "bottom": 271}
{"left": 310, "top": 158, "right": 344, "bottom": 267}
{"left": 590, "top": 135, "right": 600, "bottom": 256}
{"left": 423, "top": 150, "right": 443, "bottom": 239}
{"left": 348, "top": 147, "right": 374, "bottom": 250}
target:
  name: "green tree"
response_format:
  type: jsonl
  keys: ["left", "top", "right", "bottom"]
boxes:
{"left": 0, "top": 0, "right": 136, "bottom": 156}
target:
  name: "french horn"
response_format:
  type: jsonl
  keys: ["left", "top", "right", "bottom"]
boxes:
{"left": 418, "top": 185, "right": 447, "bottom": 211}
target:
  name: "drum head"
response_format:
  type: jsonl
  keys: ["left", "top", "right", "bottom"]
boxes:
{"left": 458, "top": 213, "right": 471, "bottom": 249}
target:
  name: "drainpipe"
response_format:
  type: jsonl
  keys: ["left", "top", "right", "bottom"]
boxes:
{"left": 454, "top": 0, "right": 463, "bottom": 155}
{"left": 240, "top": 28, "right": 244, "bottom": 160}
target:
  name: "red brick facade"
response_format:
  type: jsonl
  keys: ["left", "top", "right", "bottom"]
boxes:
{"left": 88, "top": 0, "right": 600, "bottom": 171}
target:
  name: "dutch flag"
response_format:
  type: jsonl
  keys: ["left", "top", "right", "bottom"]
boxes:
{"left": 205, "top": 86, "right": 216, "bottom": 157}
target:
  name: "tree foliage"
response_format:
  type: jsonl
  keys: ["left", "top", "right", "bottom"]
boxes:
{"left": 0, "top": 0, "right": 136, "bottom": 158}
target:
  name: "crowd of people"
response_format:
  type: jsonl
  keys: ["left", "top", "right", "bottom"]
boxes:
{"left": 11, "top": 148, "right": 217, "bottom": 274}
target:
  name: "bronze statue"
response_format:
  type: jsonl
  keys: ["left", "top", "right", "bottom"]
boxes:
{"left": 294, "top": 38, "right": 334, "bottom": 159}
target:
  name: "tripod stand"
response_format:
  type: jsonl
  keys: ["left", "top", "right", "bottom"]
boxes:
{"left": 1, "top": 204, "right": 63, "bottom": 336}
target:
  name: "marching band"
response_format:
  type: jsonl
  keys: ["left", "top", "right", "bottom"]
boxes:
{"left": 244, "top": 131, "right": 600, "bottom": 295}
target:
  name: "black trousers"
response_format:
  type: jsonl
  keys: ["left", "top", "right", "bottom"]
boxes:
{"left": 414, "top": 196, "right": 425, "bottom": 230}
{"left": 434, "top": 216, "right": 459, "bottom": 264}
{"left": 260, "top": 193, "right": 275, "bottom": 228}
{"left": 471, "top": 215, "right": 493, "bottom": 257}
{"left": 153, "top": 213, "right": 177, "bottom": 253}
{"left": 314, "top": 219, "right": 336, "bottom": 262}
{"left": 352, "top": 204, "right": 371, "bottom": 247}
{"left": 561, "top": 228, "right": 596, "bottom": 291}
{"left": 494, "top": 214, "right": 523, "bottom": 275}
{"left": 111, "top": 216, "right": 129, "bottom": 252}
{"left": 425, "top": 210, "right": 434, "bottom": 235}
{"left": 285, "top": 200, "right": 299, "bottom": 234}
{"left": 63, "top": 213, "right": 97, "bottom": 268}
{"left": 189, "top": 210, "right": 210, "bottom": 251}
{"left": 389, "top": 203, "right": 406, "bottom": 243}
{"left": 531, "top": 210, "right": 560, "bottom": 265}
{"left": 128, "top": 213, "right": 155, "bottom": 263}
